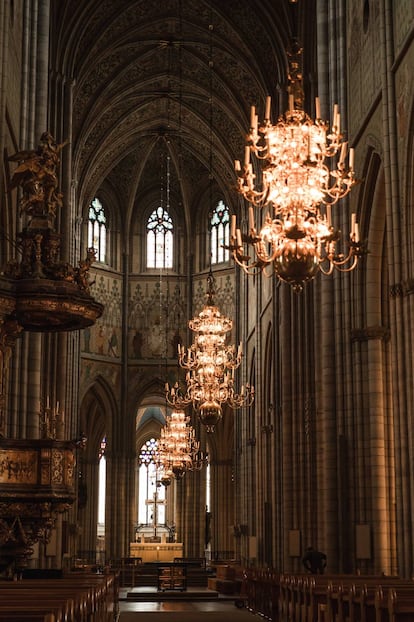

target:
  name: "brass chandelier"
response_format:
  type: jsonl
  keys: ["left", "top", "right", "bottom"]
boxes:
{"left": 155, "top": 409, "right": 207, "bottom": 481}
{"left": 166, "top": 273, "right": 254, "bottom": 432}
{"left": 230, "top": 41, "right": 364, "bottom": 291}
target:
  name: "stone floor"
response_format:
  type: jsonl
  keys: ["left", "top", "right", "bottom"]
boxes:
{"left": 118, "top": 587, "right": 258, "bottom": 620}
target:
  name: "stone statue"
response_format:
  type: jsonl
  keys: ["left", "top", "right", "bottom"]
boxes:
{"left": 74, "top": 247, "right": 97, "bottom": 293}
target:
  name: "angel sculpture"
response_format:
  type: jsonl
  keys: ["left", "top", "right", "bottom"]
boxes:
{"left": 9, "top": 132, "right": 67, "bottom": 218}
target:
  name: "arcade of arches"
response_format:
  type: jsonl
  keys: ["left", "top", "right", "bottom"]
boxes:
{"left": 1, "top": 0, "right": 414, "bottom": 580}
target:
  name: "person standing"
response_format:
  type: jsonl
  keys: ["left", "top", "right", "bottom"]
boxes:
{"left": 302, "top": 546, "right": 327, "bottom": 574}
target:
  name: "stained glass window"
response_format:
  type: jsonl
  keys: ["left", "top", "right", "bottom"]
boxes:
{"left": 210, "top": 200, "right": 230, "bottom": 264}
{"left": 98, "top": 437, "right": 106, "bottom": 532}
{"left": 138, "top": 438, "right": 166, "bottom": 525}
{"left": 147, "top": 207, "right": 173, "bottom": 269}
{"left": 88, "top": 197, "right": 107, "bottom": 262}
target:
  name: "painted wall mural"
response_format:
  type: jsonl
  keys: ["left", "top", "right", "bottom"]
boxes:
{"left": 81, "top": 273, "right": 122, "bottom": 358}
{"left": 79, "top": 271, "right": 237, "bottom": 403}
{"left": 128, "top": 280, "right": 187, "bottom": 360}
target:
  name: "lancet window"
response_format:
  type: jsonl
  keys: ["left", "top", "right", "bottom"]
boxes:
{"left": 88, "top": 197, "right": 107, "bottom": 263}
{"left": 210, "top": 200, "right": 230, "bottom": 264}
{"left": 147, "top": 207, "right": 173, "bottom": 269}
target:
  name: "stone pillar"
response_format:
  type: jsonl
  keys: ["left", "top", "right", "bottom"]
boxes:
{"left": 0, "top": 320, "right": 23, "bottom": 436}
{"left": 77, "top": 454, "right": 99, "bottom": 559}
{"left": 0, "top": 2, "right": 9, "bottom": 181}
{"left": 378, "top": 0, "right": 407, "bottom": 577}
{"left": 177, "top": 468, "right": 206, "bottom": 558}
{"left": 210, "top": 457, "right": 234, "bottom": 560}
{"left": 280, "top": 286, "right": 295, "bottom": 571}
{"left": 105, "top": 450, "right": 137, "bottom": 560}
{"left": 8, "top": 0, "right": 52, "bottom": 442}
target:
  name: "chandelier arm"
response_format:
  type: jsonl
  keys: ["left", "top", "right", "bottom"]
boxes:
{"left": 232, "top": 76, "right": 362, "bottom": 290}
{"left": 333, "top": 254, "right": 360, "bottom": 273}
{"left": 229, "top": 248, "right": 266, "bottom": 276}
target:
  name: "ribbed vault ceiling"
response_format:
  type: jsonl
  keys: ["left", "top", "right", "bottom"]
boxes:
{"left": 51, "top": 0, "right": 313, "bottom": 232}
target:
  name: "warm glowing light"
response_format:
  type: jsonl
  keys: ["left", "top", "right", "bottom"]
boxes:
{"left": 229, "top": 42, "right": 365, "bottom": 291}
{"left": 155, "top": 409, "right": 207, "bottom": 479}
{"left": 166, "top": 273, "right": 254, "bottom": 431}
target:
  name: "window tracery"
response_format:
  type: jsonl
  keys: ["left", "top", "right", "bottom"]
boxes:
{"left": 147, "top": 207, "right": 173, "bottom": 269}
{"left": 210, "top": 200, "right": 230, "bottom": 264}
{"left": 88, "top": 197, "right": 107, "bottom": 263}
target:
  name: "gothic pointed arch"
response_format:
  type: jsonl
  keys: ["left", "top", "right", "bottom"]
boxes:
{"left": 77, "top": 375, "right": 119, "bottom": 557}
{"left": 349, "top": 145, "right": 396, "bottom": 575}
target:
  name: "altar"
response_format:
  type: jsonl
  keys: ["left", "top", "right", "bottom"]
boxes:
{"left": 130, "top": 542, "right": 183, "bottom": 563}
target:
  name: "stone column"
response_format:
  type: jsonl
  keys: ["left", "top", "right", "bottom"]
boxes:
{"left": 77, "top": 454, "right": 99, "bottom": 559}
{"left": 378, "top": 0, "right": 407, "bottom": 577}
{"left": 105, "top": 450, "right": 137, "bottom": 560}
{"left": 0, "top": 320, "right": 23, "bottom": 436}
{"left": 210, "top": 457, "right": 234, "bottom": 560}
{"left": 280, "top": 285, "right": 295, "bottom": 571}
{"left": 0, "top": 2, "right": 9, "bottom": 184}
{"left": 177, "top": 468, "right": 206, "bottom": 558}
{"left": 8, "top": 0, "right": 51, "bottom": 442}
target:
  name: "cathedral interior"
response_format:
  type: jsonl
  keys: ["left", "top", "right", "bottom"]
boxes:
{"left": 1, "top": 0, "right": 414, "bottom": 590}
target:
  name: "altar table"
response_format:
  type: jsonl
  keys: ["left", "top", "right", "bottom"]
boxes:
{"left": 129, "top": 542, "right": 183, "bottom": 562}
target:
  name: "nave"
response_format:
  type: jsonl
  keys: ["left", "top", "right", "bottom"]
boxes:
{"left": 1, "top": 0, "right": 414, "bottom": 613}
{"left": 117, "top": 570, "right": 414, "bottom": 622}
{"left": 118, "top": 589, "right": 256, "bottom": 622}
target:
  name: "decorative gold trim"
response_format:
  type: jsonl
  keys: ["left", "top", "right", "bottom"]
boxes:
{"left": 0, "top": 450, "right": 37, "bottom": 484}
{"left": 15, "top": 285, "right": 103, "bottom": 331}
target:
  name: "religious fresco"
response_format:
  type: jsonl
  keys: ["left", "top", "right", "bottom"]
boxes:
{"left": 80, "top": 360, "right": 121, "bottom": 395}
{"left": 126, "top": 275, "right": 236, "bottom": 360}
{"left": 128, "top": 280, "right": 187, "bottom": 360}
{"left": 80, "top": 270, "right": 236, "bottom": 361}
{"left": 79, "top": 271, "right": 237, "bottom": 405}
{"left": 83, "top": 323, "right": 120, "bottom": 357}
{"left": 193, "top": 274, "right": 237, "bottom": 340}
{"left": 80, "top": 273, "right": 122, "bottom": 358}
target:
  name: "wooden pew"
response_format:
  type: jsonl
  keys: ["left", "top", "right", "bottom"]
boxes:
{"left": 0, "top": 588, "right": 79, "bottom": 621}
{"left": 0, "top": 572, "right": 117, "bottom": 622}
{"left": 235, "top": 571, "right": 414, "bottom": 622}
{"left": 388, "top": 587, "right": 414, "bottom": 621}
{"left": 307, "top": 577, "right": 414, "bottom": 622}
{"left": 374, "top": 585, "right": 414, "bottom": 622}
{"left": 241, "top": 567, "right": 279, "bottom": 619}
{"left": 280, "top": 574, "right": 414, "bottom": 622}
{"left": 345, "top": 579, "right": 414, "bottom": 622}
{"left": 0, "top": 612, "right": 59, "bottom": 622}
{"left": 0, "top": 601, "right": 66, "bottom": 621}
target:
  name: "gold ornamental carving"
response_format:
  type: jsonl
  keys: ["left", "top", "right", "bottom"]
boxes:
{"left": 0, "top": 437, "right": 82, "bottom": 574}
{"left": 0, "top": 450, "right": 37, "bottom": 485}
{"left": 5, "top": 132, "right": 104, "bottom": 331}
{"left": 51, "top": 449, "right": 64, "bottom": 484}
{"left": 8, "top": 132, "right": 66, "bottom": 219}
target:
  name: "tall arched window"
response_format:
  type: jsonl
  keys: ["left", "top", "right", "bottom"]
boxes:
{"left": 210, "top": 200, "right": 230, "bottom": 264}
{"left": 138, "top": 438, "right": 166, "bottom": 526}
{"left": 146, "top": 207, "right": 173, "bottom": 269}
{"left": 97, "top": 437, "right": 106, "bottom": 545}
{"left": 88, "top": 197, "right": 107, "bottom": 262}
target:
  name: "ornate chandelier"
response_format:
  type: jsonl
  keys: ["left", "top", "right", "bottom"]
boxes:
{"left": 155, "top": 409, "right": 207, "bottom": 481}
{"left": 230, "top": 41, "right": 365, "bottom": 292}
{"left": 166, "top": 273, "right": 254, "bottom": 432}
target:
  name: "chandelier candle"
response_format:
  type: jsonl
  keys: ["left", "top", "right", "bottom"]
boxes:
{"left": 229, "top": 42, "right": 366, "bottom": 291}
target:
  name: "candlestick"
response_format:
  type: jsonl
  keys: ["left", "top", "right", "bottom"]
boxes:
{"left": 265, "top": 96, "right": 271, "bottom": 121}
